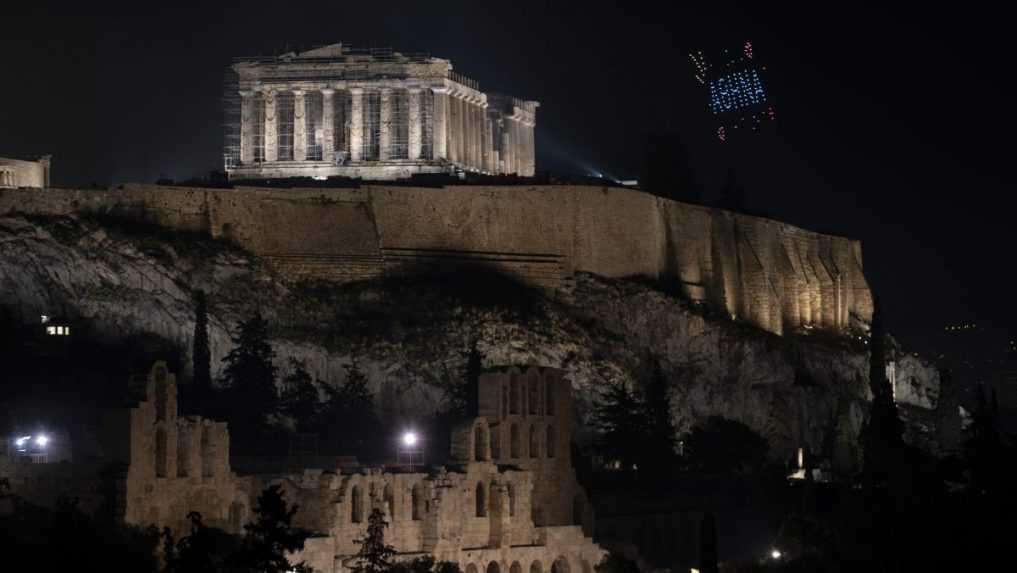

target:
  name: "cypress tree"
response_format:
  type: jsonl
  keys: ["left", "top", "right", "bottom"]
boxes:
{"left": 192, "top": 290, "right": 211, "bottom": 412}
{"left": 861, "top": 295, "right": 903, "bottom": 488}
{"left": 351, "top": 508, "right": 396, "bottom": 573}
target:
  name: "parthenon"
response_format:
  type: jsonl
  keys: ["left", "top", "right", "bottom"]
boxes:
{"left": 224, "top": 44, "right": 539, "bottom": 181}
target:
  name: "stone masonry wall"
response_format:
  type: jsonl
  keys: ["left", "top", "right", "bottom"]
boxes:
{"left": 0, "top": 183, "right": 872, "bottom": 335}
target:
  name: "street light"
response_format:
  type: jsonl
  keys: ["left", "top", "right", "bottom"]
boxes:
{"left": 397, "top": 429, "right": 424, "bottom": 466}
{"left": 402, "top": 431, "right": 418, "bottom": 447}
{"left": 770, "top": 549, "right": 782, "bottom": 560}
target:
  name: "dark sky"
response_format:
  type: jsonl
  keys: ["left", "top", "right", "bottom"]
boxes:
{"left": 2, "top": 2, "right": 1015, "bottom": 348}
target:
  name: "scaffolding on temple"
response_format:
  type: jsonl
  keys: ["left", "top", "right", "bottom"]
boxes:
{"left": 277, "top": 92, "right": 295, "bottom": 161}
{"left": 305, "top": 91, "right": 324, "bottom": 161}
{"left": 222, "top": 68, "right": 241, "bottom": 171}
{"left": 363, "top": 91, "right": 381, "bottom": 161}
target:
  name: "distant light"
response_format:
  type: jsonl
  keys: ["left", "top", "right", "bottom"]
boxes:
{"left": 40, "top": 315, "right": 50, "bottom": 324}
{"left": 770, "top": 549, "right": 782, "bottom": 560}
{"left": 312, "top": 175, "right": 328, "bottom": 181}
{"left": 16, "top": 435, "right": 32, "bottom": 448}
{"left": 35, "top": 435, "right": 49, "bottom": 448}
{"left": 402, "top": 431, "right": 418, "bottom": 447}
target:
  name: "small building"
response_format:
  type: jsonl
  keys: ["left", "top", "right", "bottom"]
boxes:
{"left": 0, "top": 155, "right": 51, "bottom": 188}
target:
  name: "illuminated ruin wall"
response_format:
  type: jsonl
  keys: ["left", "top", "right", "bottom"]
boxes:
{"left": 0, "top": 183, "right": 872, "bottom": 335}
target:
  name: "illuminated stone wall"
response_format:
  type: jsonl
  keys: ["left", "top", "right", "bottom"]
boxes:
{"left": 0, "top": 183, "right": 872, "bottom": 335}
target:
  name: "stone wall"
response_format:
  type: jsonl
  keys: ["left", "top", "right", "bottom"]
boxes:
{"left": 0, "top": 183, "right": 872, "bottom": 335}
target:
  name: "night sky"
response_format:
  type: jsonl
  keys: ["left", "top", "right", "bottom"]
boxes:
{"left": 3, "top": 2, "right": 1015, "bottom": 348}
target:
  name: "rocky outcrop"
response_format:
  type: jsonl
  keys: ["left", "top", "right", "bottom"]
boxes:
{"left": 0, "top": 214, "right": 941, "bottom": 466}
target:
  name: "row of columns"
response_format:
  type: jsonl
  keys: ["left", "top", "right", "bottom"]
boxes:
{"left": 238, "top": 85, "right": 533, "bottom": 175}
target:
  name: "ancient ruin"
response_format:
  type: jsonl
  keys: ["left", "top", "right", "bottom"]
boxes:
{"left": 112, "top": 362, "right": 604, "bottom": 573}
{"left": 0, "top": 155, "right": 50, "bottom": 189}
{"left": 223, "top": 44, "right": 538, "bottom": 180}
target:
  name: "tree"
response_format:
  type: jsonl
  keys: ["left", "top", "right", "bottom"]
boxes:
{"left": 163, "top": 512, "right": 238, "bottom": 573}
{"left": 281, "top": 358, "right": 321, "bottom": 433}
{"left": 219, "top": 313, "right": 278, "bottom": 437}
{"left": 235, "top": 485, "right": 312, "bottom": 573}
{"left": 684, "top": 416, "right": 769, "bottom": 473}
{"left": 350, "top": 508, "right": 395, "bottom": 573}
{"left": 698, "top": 512, "right": 719, "bottom": 573}
{"left": 193, "top": 290, "right": 212, "bottom": 412}
{"left": 860, "top": 296, "right": 903, "bottom": 489}
{"left": 593, "top": 381, "right": 649, "bottom": 470}
{"left": 641, "top": 363, "right": 678, "bottom": 481}
{"left": 594, "top": 553, "right": 640, "bottom": 573}
{"left": 318, "top": 360, "right": 379, "bottom": 458}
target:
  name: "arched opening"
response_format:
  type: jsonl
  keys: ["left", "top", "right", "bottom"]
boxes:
{"left": 411, "top": 483, "right": 423, "bottom": 520}
{"left": 510, "top": 423, "right": 520, "bottom": 458}
{"left": 490, "top": 425, "right": 501, "bottom": 459}
{"left": 529, "top": 425, "right": 540, "bottom": 458}
{"left": 510, "top": 375, "right": 521, "bottom": 414}
{"left": 474, "top": 425, "right": 487, "bottom": 461}
{"left": 530, "top": 561, "right": 543, "bottom": 573}
{"left": 155, "top": 375, "right": 168, "bottom": 422}
{"left": 581, "top": 562, "right": 592, "bottom": 573}
{"left": 475, "top": 481, "right": 487, "bottom": 517}
{"left": 466, "top": 565, "right": 479, "bottom": 573}
{"left": 546, "top": 425, "right": 556, "bottom": 458}
{"left": 573, "top": 495, "right": 584, "bottom": 526}
{"left": 383, "top": 483, "right": 394, "bottom": 520}
{"left": 551, "top": 557, "right": 570, "bottom": 573}
{"left": 487, "top": 561, "right": 501, "bottom": 573}
{"left": 200, "top": 426, "right": 213, "bottom": 478}
{"left": 155, "top": 428, "right": 167, "bottom": 477}
{"left": 176, "top": 426, "right": 190, "bottom": 477}
{"left": 351, "top": 485, "right": 364, "bottom": 523}
{"left": 508, "top": 484, "right": 516, "bottom": 516}
{"left": 545, "top": 380, "right": 555, "bottom": 415}
{"left": 502, "top": 385, "right": 509, "bottom": 418}
{"left": 510, "top": 562, "right": 522, "bottom": 573}
{"left": 529, "top": 378, "right": 539, "bottom": 414}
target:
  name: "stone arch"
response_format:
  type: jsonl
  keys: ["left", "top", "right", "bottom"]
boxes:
{"left": 466, "top": 565, "right": 479, "bottom": 573}
{"left": 176, "top": 424, "right": 190, "bottom": 477}
{"left": 529, "top": 424, "right": 540, "bottom": 458}
{"left": 507, "top": 483, "right": 516, "bottom": 516}
{"left": 502, "top": 384, "right": 509, "bottom": 417}
{"left": 475, "top": 481, "right": 487, "bottom": 517}
{"left": 581, "top": 561, "right": 592, "bottom": 573}
{"left": 475, "top": 424, "right": 487, "bottom": 461}
{"left": 487, "top": 561, "right": 501, "bottom": 573}
{"left": 546, "top": 425, "right": 556, "bottom": 458}
{"left": 529, "top": 377, "right": 540, "bottom": 414}
{"left": 545, "top": 379, "right": 555, "bottom": 415}
{"left": 383, "top": 483, "right": 394, "bottom": 520}
{"left": 530, "top": 561, "right": 543, "bottom": 573}
{"left": 510, "top": 562, "right": 523, "bottom": 573}
{"left": 200, "top": 426, "right": 213, "bottom": 478}
{"left": 490, "top": 424, "right": 502, "bottom": 459}
{"left": 510, "top": 423, "right": 520, "bottom": 458}
{"left": 351, "top": 484, "right": 364, "bottom": 523}
{"left": 155, "top": 372, "right": 168, "bottom": 422}
{"left": 411, "top": 483, "right": 424, "bottom": 520}
{"left": 155, "top": 427, "right": 167, "bottom": 477}
{"left": 572, "top": 495, "right": 584, "bottom": 526}
{"left": 510, "top": 373, "right": 521, "bottom": 414}
{"left": 551, "top": 557, "right": 570, "bottom": 573}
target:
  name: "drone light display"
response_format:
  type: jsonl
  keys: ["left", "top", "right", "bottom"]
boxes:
{"left": 690, "top": 41, "right": 776, "bottom": 142}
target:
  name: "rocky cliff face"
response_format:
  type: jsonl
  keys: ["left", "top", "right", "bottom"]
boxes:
{"left": 0, "top": 214, "right": 942, "bottom": 465}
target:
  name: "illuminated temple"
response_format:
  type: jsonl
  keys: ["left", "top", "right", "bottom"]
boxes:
{"left": 223, "top": 44, "right": 539, "bottom": 181}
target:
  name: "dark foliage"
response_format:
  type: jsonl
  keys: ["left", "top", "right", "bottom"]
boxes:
{"left": 594, "top": 553, "right": 640, "bottom": 573}
{"left": 684, "top": 416, "right": 769, "bottom": 473}
{"left": 592, "top": 381, "right": 649, "bottom": 470}
{"left": 281, "top": 358, "right": 321, "bottom": 433}
{"left": 698, "top": 512, "right": 719, "bottom": 573}
{"left": 192, "top": 289, "right": 212, "bottom": 412}
{"left": 318, "top": 359, "right": 382, "bottom": 459}
{"left": 218, "top": 313, "right": 278, "bottom": 439}
{"left": 351, "top": 508, "right": 396, "bottom": 573}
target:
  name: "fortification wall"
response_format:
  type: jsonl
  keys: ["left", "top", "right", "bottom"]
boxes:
{"left": 0, "top": 183, "right": 872, "bottom": 335}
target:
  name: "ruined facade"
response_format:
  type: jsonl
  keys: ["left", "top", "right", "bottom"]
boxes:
{"left": 224, "top": 44, "right": 538, "bottom": 180}
{"left": 0, "top": 183, "right": 873, "bottom": 336}
{"left": 117, "top": 363, "right": 603, "bottom": 573}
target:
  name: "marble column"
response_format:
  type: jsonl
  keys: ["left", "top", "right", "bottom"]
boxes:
{"left": 469, "top": 100, "right": 479, "bottom": 169}
{"left": 293, "top": 90, "right": 306, "bottom": 162}
{"left": 349, "top": 87, "right": 364, "bottom": 162}
{"left": 264, "top": 89, "right": 278, "bottom": 162}
{"left": 448, "top": 94, "right": 459, "bottom": 163}
{"left": 321, "top": 89, "right": 335, "bottom": 162}
{"left": 379, "top": 87, "right": 393, "bottom": 161}
{"left": 432, "top": 88, "right": 448, "bottom": 160}
{"left": 499, "top": 120, "right": 510, "bottom": 174}
{"left": 239, "top": 90, "right": 254, "bottom": 164}
{"left": 408, "top": 88, "right": 422, "bottom": 160}
{"left": 458, "top": 96, "right": 467, "bottom": 165}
